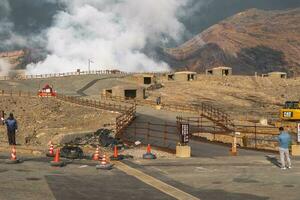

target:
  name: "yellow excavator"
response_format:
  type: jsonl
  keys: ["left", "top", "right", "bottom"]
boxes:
{"left": 280, "top": 101, "right": 300, "bottom": 121}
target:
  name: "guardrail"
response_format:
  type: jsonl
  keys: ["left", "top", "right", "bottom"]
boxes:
{"left": 123, "top": 121, "right": 179, "bottom": 148}
{"left": 0, "top": 90, "right": 35, "bottom": 97}
{"left": 101, "top": 94, "right": 234, "bottom": 130}
{"left": 177, "top": 116, "right": 298, "bottom": 151}
{"left": 56, "top": 94, "right": 131, "bottom": 113}
{"left": 0, "top": 70, "right": 173, "bottom": 80}
{"left": 115, "top": 104, "right": 136, "bottom": 137}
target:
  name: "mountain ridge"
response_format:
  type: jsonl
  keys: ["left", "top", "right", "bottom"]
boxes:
{"left": 162, "top": 8, "right": 300, "bottom": 75}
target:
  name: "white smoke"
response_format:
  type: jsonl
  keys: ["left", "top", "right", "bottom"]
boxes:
{"left": 26, "top": 0, "right": 189, "bottom": 74}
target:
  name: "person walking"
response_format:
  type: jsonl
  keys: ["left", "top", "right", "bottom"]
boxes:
{"left": 278, "top": 127, "right": 292, "bottom": 170}
{"left": 1, "top": 113, "right": 18, "bottom": 145}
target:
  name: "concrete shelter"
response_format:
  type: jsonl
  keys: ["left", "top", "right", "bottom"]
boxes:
{"left": 267, "top": 71, "right": 287, "bottom": 79}
{"left": 206, "top": 66, "right": 232, "bottom": 76}
{"left": 103, "top": 84, "right": 145, "bottom": 99}
{"left": 168, "top": 71, "right": 197, "bottom": 81}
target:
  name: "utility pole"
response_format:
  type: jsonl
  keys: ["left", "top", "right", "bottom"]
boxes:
{"left": 88, "top": 59, "right": 93, "bottom": 73}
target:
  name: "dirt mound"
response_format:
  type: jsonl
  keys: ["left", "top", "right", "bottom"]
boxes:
{"left": 0, "top": 96, "right": 118, "bottom": 146}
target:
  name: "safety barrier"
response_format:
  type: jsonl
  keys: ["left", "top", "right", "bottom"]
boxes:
{"left": 177, "top": 116, "right": 298, "bottom": 151}
{"left": 101, "top": 94, "right": 234, "bottom": 130}
{"left": 0, "top": 70, "right": 172, "bottom": 80}
{"left": 115, "top": 104, "right": 136, "bottom": 137}
{"left": 0, "top": 90, "right": 35, "bottom": 97}
{"left": 56, "top": 94, "right": 131, "bottom": 113}
{"left": 122, "top": 121, "right": 179, "bottom": 147}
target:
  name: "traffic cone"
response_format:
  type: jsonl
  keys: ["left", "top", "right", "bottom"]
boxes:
{"left": 11, "top": 146, "right": 17, "bottom": 160}
{"left": 5, "top": 146, "right": 21, "bottom": 164}
{"left": 143, "top": 144, "right": 156, "bottom": 159}
{"left": 46, "top": 141, "right": 55, "bottom": 157}
{"left": 54, "top": 149, "right": 60, "bottom": 162}
{"left": 96, "top": 154, "right": 113, "bottom": 170}
{"left": 101, "top": 154, "right": 107, "bottom": 165}
{"left": 93, "top": 146, "right": 100, "bottom": 161}
{"left": 110, "top": 145, "right": 123, "bottom": 161}
{"left": 147, "top": 144, "right": 151, "bottom": 154}
{"left": 50, "top": 148, "right": 65, "bottom": 167}
{"left": 113, "top": 146, "right": 118, "bottom": 158}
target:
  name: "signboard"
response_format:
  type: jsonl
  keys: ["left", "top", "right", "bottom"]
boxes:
{"left": 298, "top": 123, "right": 300, "bottom": 143}
{"left": 180, "top": 123, "right": 189, "bottom": 144}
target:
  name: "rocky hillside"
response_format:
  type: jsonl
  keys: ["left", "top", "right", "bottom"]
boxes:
{"left": 163, "top": 8, "right": 300, "bottom": 76}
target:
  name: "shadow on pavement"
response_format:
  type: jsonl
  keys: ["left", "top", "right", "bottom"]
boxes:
{"left": 265, "top": 155, "right": 281, "bottom": 168}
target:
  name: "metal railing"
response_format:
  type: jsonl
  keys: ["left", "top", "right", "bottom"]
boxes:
{"left": 101, "top": 94, "right": 234, "bottom": 130}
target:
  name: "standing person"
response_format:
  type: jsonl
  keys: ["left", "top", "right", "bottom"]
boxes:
{"left": 156, "top": 96, "right": 161, "bottom": 105}
{"left": 1, "top": 113, "right": 18, "bottom": 145}
{"left": 278, "top": 127, "right": 292, "bottom": 170}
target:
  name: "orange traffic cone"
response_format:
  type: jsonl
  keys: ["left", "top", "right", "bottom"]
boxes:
{"left": 93, "top": 146, "right": 100, "bottom": 161}
{"left": 143, "top": 144, "right": 156, "bottom": 159}
{"left": 46, "top": 141, "right": 55, "bottom": 157}
{"left": 101, "top": 154, "right": 107, "bottom": 165}
{"left": 147, "top": 144, "right": 151, "bottom": 154}
{"left": 50, "top": 148, "right": 64, "bottom": 167}
{"left": 110, "top": 145, "right": 123, "bottom": 161}
{"left": 11, "top": 146, "right": 17, "bottom": 160}
{"left": 53, "top": 148, "right": 60, "bottom": 162}
{"left": 96, "top": 154, "right": 113, "bottom": 170}
{"left": 113, "top": 146, "right": 118, "bottom": 158}
{"left": 5, "top": 146, "right": 21, "bottom": 164}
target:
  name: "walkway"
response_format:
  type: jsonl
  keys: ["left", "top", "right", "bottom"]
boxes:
{"left": 124, "top": 106, "right": 267, "bottom": 157}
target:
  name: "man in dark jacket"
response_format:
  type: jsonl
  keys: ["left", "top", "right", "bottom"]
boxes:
{"left": 1, "top": 113, "right": 18, "bottom": 145}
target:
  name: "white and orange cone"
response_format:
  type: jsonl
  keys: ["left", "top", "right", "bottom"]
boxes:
{"left": 96, "top": 154, "right": 113, "bottom": 170}
{"left": 11, "top": 146, "right": 17, "bottom": 160}
{"left": 5, "top": 146, "right": 21, "bottom": 164}
{"left": 92, "top": 146, "right": 100, "bottom": 161}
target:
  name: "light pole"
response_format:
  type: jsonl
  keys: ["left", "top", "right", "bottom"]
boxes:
{"left": 88, "top": 59, "right": 93, "bottom": 73}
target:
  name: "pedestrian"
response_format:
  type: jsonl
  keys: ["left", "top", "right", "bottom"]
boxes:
{"left": 278, "top": 127, "right": 292, "bottom": 170}
{"left": 156, "top": 96, "right": 161, "bottom": 105}
{"left": 1, "top": 113, "right": 18, "bottom": 145}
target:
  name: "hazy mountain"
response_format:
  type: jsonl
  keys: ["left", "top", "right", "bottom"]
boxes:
{"left": 162, "top": 8, "right": 300, "bottom": 76}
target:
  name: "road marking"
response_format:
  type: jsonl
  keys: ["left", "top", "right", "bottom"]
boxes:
{"left": 115, "top": 161, "right": 200, "bottom": 200}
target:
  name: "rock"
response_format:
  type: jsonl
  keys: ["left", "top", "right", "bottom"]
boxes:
{"left": 134, "top": 141, "right": 141, "bottom": 146}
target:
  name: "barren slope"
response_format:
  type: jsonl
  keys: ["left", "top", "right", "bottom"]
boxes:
{"left": 148, "top": 76, "right": 300, "bottom": 123}
{"left": 0, "top": 96, "right": 118, "bottom": 146}
{"left": 163, "top": 8, "right": 300, "bottom": 75}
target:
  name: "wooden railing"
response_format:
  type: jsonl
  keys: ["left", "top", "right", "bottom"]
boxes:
{"left": 115, "top": 104, "right": 136, "bottom": 137}
{"left": 0, "top": 90, "right": 35, "bottom": 97}
{"left": 0, "top": 70, "right": 172, "bottom": 80}
{"left": 56, "top": 94, "right": 131, "bottom": 113}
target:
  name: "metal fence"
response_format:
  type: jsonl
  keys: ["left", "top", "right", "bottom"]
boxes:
{"left": 177, "top": 116, "right": 298, "bottom": 151}
{"left": 101, "top": 94, "right": 234, "bottom": 130}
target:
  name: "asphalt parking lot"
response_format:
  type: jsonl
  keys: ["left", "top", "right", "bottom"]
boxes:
{"left": 1, "top": 151, "right": 300, "bottom": 200}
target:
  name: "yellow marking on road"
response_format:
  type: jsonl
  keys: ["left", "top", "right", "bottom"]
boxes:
{"left": 115, "top": 161, "right": 200, "bottom": 200}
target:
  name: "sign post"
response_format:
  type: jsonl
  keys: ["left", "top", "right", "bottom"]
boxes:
{"left": 180, "top": 123, "right": 189, "bottom": 144}
{"left": 297, "top": 123, "right": 300, "bottom": 143}
{"left": 176, "top": 123, "right": 191, "bottom": 158}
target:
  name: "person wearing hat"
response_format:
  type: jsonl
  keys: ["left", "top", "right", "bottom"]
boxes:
{"left": 1, "top": 113, "right": 18, "bottom": 145}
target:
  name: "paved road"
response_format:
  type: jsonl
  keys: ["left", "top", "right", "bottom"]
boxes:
{"left": 124, "top": 106, "right": 269, "bottom": 157}
{"left": 0, "top": 155, "right": 177, "bottom": 200}
{"left": 1, "top": 153, "right": 300, "bottom": 200}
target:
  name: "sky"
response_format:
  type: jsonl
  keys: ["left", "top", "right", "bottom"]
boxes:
{"left": 0, "top": 0, "right": 299, "bottom": 73}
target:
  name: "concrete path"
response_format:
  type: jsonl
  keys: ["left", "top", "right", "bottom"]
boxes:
{"left": 124, "top": 106, "right": 268, "bottom": 157}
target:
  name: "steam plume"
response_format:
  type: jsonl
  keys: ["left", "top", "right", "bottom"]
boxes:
{"left": 27, "top": 0, "right": 189, "bottom": 73}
